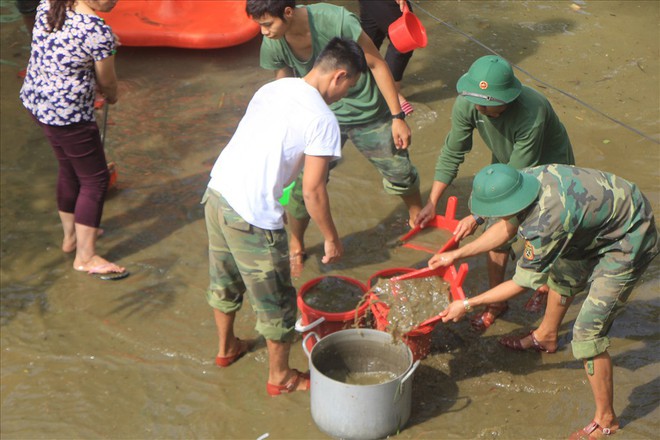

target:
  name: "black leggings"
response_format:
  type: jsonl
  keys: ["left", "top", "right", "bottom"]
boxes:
{"left": 358, "top": 0, "right": 414, "bottom": 81}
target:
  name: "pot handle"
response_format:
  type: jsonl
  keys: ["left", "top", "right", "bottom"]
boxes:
{"left": 302, "top": 331, "right": 320, "bottom": 359}
{"left": 401, "top": 359, "right": 420, "bottom": 385}
{"left": 394, "top": 359, "right": 420, "bottom": 401}
{"left": 295, "top": 316, "right": 325, "bottom": 333}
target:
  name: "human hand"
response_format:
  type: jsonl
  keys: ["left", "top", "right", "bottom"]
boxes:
{"left": 415, "top": 201, "right": 436, "bottom": 228}
{"left": 453, "top": 214, "right": 479, "bottom": 241}
{"left": 428, "top": 251, "right": 455, "bottom": 269}
{"left": 321, "top": 239, "right": 343, "bottom": 265}
{"left": 440, "top": 300, "right": 467, "bottom": 323}
{"left": 391, "top": 119, "right": 411, "bottom": 149}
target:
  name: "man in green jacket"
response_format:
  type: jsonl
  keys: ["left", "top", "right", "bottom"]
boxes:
{"left": 416, "top": 55, "right": 575, "bottom": 331}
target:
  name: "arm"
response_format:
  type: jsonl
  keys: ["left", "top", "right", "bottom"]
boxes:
{"left": 440, "top": 280, "right": 526, "bottom": 323}
{"left": 416, "top": 100, "right": 476, "bottom": 228}
{"left": 356, "top": 31, "right": 411, "bottom": 149}
{"left": 94, "top": 55, "right": 118, "bottom": 104}
{"left": 301, "top": 155, "right": 343, "bottom": 264}
{"left": 415, "top": 180, "right": 449, "bottom": 228}
{"left": 428, "top": 217, "right": 517, "bottom": 268}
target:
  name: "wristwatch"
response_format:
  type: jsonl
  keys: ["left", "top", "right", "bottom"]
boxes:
{"left": 463, "top": 299, "right": 472, "bottom": 312}
{"left": 473, "top": 214, "right": 485, "bottom": 225}
{"left": 391, "top": 111, "right": 406, "bottom": 120}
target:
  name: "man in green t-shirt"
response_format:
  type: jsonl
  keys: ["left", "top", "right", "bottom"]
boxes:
{"left": 246, "top": 0, "right": 423, "bottom": 277}
{"left": 430, "top": 163, "right": 657, "bottom": 439}
{"left": 416, "top": 55, "right": 575, "bottom": 331}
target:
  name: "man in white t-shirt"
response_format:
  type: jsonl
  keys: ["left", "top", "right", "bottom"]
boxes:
{"left": 203, "top": 38, "right": 367, "bottom": 396}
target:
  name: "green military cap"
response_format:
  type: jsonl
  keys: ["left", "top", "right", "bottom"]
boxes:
{"left": 469, "top": 163, "right": 540, "bottom": 217}
{"left": 457, "top": 55, "right": 522, "bottom": 106}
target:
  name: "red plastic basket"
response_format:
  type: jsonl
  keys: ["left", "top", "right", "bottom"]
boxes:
{"left": 368, "top": 263, "right": 468, "bottom": 360}
{"left": 399, "top": 196, "right": 460, "bottom": 254}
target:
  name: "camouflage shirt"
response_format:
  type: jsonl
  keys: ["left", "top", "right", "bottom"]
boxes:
{"left": 512, "top": 165, "right": 658, "bottom": 289}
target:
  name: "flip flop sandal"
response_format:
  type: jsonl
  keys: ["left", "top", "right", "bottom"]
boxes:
{"left": 94, "top": 271, "right": 130, "bottom": 281}
{"left": 470, "top": 302, "right": 508, "bottom": 331}
{"left": 82, "top": 264, "right": 130, "bottom": 281}
{"left": 266, "top": 369, "right": 310, "bottom": 396}
{"left": 215, "top": 338, "right": 251, "bottom": 367}
{"left": 498, "top": 330, "right": 557, "bottom": 353}
{"left": 569, "top": 420, "right": 615, "bottom": 440}
{"left": 399, "top": 99, "right": 414, "bottom": 115}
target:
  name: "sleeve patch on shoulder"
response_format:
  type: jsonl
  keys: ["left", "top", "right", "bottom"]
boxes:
{"left": 523, "top": 241, "right": 535, "bottom": 260}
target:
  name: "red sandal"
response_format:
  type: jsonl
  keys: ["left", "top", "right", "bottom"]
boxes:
{"left": 498, "top": 330, "right": 557, "bottom": 353}
{"left": 215, "top": 338, "right": 250, "bottom": 367}
{"left": 470, "top": 302, "right": 508, "bottom": 331}
{"left": 525, "top": 286, "right": 549, "bottom": 313}
{"left": 266, "top": 369, "right": 310, "bottom": 396}
{"left": 569, "top": 420, "right": 616, "bottom": 439}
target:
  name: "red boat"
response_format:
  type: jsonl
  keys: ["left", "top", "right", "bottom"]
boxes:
{"left": 99, "top": 0, "right": 260, "bottom": 49}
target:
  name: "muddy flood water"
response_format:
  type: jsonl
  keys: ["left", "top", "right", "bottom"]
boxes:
{"left": 1, "top": 1, "right": 658, "bottom": 439}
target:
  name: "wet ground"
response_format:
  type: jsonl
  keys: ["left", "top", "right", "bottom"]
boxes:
{"left": 1, "top": 1, "right": 659, "bottom": 439}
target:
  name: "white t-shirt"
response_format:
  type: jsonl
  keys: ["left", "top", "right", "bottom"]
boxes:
{"left": 208, "top": 78, "right": 341, "bottom": 230}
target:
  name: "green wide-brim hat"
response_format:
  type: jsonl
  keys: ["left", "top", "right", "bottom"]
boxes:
{"left": 457, "top": 55, "right": 522, "bottom": 106}
{"left": 469, "top": 164, "right": 540, "bottom": 218}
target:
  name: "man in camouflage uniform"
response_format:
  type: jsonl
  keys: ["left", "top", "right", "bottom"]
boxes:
{"left": 430, "top": 163, "right": 658, "bottom": 438}
{"left": 203, "top": 38, "right": 366, "bottom": 396}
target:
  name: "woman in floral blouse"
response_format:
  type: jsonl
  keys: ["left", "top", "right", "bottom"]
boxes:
{"left": 20, "top": 0, "right": 127, "bottom": 279}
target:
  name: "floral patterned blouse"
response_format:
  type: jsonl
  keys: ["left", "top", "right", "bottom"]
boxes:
{"left": 20, "top": 1, "right": 116, "bottom": 126}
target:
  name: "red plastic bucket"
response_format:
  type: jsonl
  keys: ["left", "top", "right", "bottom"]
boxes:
{"left": 388, "top": 3, "right": 428, "bottom": 53}
{"left": 368, "top": 263, "right": 468, "bottom": 360}
{"left": 296, "top": 276, "right": 370, "bottom": 352}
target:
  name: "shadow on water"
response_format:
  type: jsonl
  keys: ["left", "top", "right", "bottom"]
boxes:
{"left": 407, "top": 16, "right": 576, "bottom": 105}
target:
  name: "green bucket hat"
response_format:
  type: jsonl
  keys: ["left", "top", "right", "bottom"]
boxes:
{"left": 456, "top": 55, "right": 522, "bottom": 106}
{"left": 469, "top": 164, "right": 540, "bottom": 218}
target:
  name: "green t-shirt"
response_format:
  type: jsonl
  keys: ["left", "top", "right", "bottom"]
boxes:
{"left": 434, "top": 86, "right": 575, "bottom": 184}
{"left": 259, "top": 3, "right": 387, "bottom": 125}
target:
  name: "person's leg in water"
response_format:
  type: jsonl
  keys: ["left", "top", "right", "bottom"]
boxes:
{"left": 499, "top": 288, "right": 574, "bottom": 352}
{"left": 16, "top": 0, "right": 39, "bottom": 78}
{"left": 471, "top": 249, "right": 510, "bottom": 331}
{"left": 40, "top": 121, "right": 124, "bottom": 274}
{"left": 359, "top": 0, "right": 414, "bottom": 114}
{"left": 287, "top": 214, "right": 309, "bottom": 278}
{"left": 346, "top": 115, "right": 422, "bottom": 228}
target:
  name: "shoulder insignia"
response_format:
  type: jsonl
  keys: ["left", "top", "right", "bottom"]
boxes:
{"left": 523, "top": 241, "right": 535, "bottom": 260}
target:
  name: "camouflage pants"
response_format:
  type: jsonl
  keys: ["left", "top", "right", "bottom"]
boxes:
{"left": 203, "top": 188, "right": 297, "bottom": 342}
{"left": 287, "top": 113, "right": 420, "bottom": 219}
{"left": 549, "top": 244, "right": 658, "bottom": 360}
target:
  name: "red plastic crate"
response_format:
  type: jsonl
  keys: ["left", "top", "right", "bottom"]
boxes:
{"left": 367, "top": 263, "right": 468, "bottom": 360}
{"left": 399, "top": 196, "right": 460, "bottom": 254}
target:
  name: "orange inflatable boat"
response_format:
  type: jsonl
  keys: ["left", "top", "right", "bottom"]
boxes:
{"left": 99, "top": 0, "right": 260, "bottom": 49}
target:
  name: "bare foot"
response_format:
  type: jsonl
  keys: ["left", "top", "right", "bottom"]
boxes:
{"left": 289, "top": 251, "right": 307, "bottom": 278}
{"left": 74, "top": 254, "right": 125, "bottom": 274}
{"left": 62, "top": 228, "right": 104, "bottom": 253}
